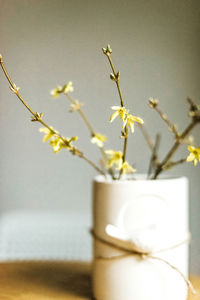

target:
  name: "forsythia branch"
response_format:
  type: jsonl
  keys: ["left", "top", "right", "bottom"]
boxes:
{"left": 149, "top": 98, "right": 180, "bottom": 139}
{"left": 102, "top": 45, "right": 128, "bottom": 179}
{"left": 0, "top": 55, "right": 105, "bottom": 176}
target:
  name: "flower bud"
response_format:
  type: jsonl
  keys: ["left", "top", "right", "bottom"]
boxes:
{"left": 149, "top": 97, "right": 159, "bottom": 108}
{"left": 102, "top": 44, "right": 112, "bottom": 55}
{"left": 110, "top": 73, "right": 115, "bottom": 81}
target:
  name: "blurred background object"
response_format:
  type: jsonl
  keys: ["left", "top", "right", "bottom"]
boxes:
{"left": 0, "top": 0, "right": 199, "bottom": 273}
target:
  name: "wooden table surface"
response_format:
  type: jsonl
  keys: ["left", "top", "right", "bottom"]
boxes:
{"left": 0, "top": 261, "right": 199, "bottom": 299}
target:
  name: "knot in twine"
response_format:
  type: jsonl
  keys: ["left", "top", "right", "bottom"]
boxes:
{"left": 90, "top": 229, "right": 196, "bottom": 295}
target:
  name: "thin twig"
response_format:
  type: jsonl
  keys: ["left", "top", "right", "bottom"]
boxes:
{"left": 138, "top": 123, "right": 154, "bottom": 151}
{"left": 0, "top": 55, "right": 105, "bottom": 176}
{"left": 147, "top": 134, "right": 161, "bottom": 178}
{"left": 103, "top": 47, "right": 128, "bottom": 179}
{"left": 149, "top": 99, "right": 180, "bottom": 138}
{"left": 107, "top": 55, "right": 124, "bottom": 107}
{"left": 162, "top": 158, "right": 187, "bottom": 171}
{"left": 187, "top": 97, "right": 200, "bottom": 120}
{"left": 153, "top": 120, "right": 199, "bottom": 179}
{"left": 66, "top": 93, "right": 95, "bottom": 134}
{"left": 187, "top": 97, "right": 199, "bottom": 111}
{"left": 65, "top": 93, "right": 115, "bottom": 178}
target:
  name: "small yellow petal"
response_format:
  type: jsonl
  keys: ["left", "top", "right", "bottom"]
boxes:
{"left": 122, "top": 118, "right": 127, "bottom": 130}
{"left": 111, "top": 106, "right": 121, "bottom": 110}
{"left": 110, "top": 111, "right": 119, "bottom": 122}
{"left": 63, "top": 81, "right": 74, "bottom": 94}
{"left": 50, "top": 86, "right": 63, "bottom": 99}
{"left": 188, "top": 145, "right": 194, "bottom": 151}
{"left": 105, "top": 150, "right": 123, "bottom": 170}
{"left": 186, "top": 145, "right": 200, "bottom": 166}
{"left": 91, "top": 133, "right": 107, "bottom": 147}
{"left": 132, "top": 116, "right": 144, "bottom": 124}
{"left": 129, "top": 121, "right": 134, "bottom": 133}
{"left": 186, "top": 153, "right": 194, "bottom": 162}
{"left": 105, "top": 150, "right": 115, "bottom": 155}
{"left": 194, "top": 159, "right": 198, "bottom": 166}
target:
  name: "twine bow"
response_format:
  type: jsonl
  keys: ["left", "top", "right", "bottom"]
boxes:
{"left": 91, "top": 229, "right": 196, "bottom": 295}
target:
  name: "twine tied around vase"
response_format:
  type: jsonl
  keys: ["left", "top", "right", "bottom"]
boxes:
{"left": 90, "top": 229, "right": 196, "bottom": 295}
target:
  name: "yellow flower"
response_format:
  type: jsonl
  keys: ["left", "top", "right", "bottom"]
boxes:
{"left": 39, "top": 127, "right": 55, "bottom": 142}
{"left": 110, "top": 106, "right": 143, "bottom": 133}
{"left": 123, "top": 114, "right": 144, "bottom": 133}
{"left": 91, "top": 133, "right": 107, "bottom": 147}
{"left": 110, "top": 106, "right": 128, "bottom": 123}
{"left": 49, "top": 136, "right": 78, "bottom": 154}
{"left": 120, "top": 161, "right": 136, "bottom": 175}
{"left": 63, "top": 81, "right": 74, "bottom": 94}
{"left": 50, "top": 82, "right": 74, "bottom": 99}
{"left": 49, "top": 137, "right": 62, "bottom": 153}
{"left": 69, "top": 100, "right": 83, "bottom": 112}
{"left": 105, "top": 150, "right": 123, "bottom": 169}
{"left": 186, "top": 145, "right": 200, "bottom": 166}
{"left": 50, "top": 86, "right": 63, "bottom": 99}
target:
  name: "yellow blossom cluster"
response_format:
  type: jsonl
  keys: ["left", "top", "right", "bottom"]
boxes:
{"left": 105, "top": 150, "right": 136, "bottom": 175}
{"left": 110, "top": 106, "right": 144, "bottom": 133}
{"left": 187, "top": 146, "right": 200, "bottom": 166}
{"left": 39, "top": 127, "right": 78, "bottom": 154}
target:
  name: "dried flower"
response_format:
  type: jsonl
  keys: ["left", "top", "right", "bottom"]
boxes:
{"left": 91, "top": 133, "right": 107, "bottom": 148}
{"left": 186, "top": 146, "right": 200, "bottom": 166}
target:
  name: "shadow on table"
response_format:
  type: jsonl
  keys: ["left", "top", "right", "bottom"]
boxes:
{"left": 12, "top": 261, "right": 92, "bottom": 298}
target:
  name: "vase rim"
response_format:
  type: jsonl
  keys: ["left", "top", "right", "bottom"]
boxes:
{"left": 93, "top": 174, "right": 188, "bottom": 184}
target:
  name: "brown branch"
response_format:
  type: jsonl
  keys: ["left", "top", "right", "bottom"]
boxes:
{"left": 138, "top": 123, "right": 154, "bottom": 151}
{"left": 187, "top": 97, "right": 200, "bottom": 121}
{"left": 103, "top": 46, "right": 128, "bottom": 179}
{"left": 0, "top": 55, "right": 105, "bottom": 176}
{"left": 149, "top": 98, "right": 180, "bottom": 138}
{"left": 187, "top": 97, "right": 199, "bottom": 111}
{"left": 147, "top": 134, "right": 161, "bottom": 178}
{"left": 65, "top": 93, "right": 115, "bottom": 178}
{"left": 153, "top": 120, "right": 199, "bottom": 179}
{"left": 162, "top": 158, "right": 187, "bottom": 171}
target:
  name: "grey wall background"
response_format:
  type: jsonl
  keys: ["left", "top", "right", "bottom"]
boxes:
{"left": 0, "top": 0, "right": 200, "bottom": 273}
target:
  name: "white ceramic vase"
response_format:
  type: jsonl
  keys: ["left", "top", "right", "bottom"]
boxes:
{"left": 92, "top": 175, "right": 189, "bottom": 300}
